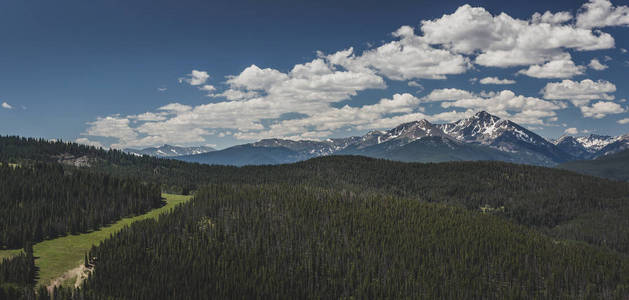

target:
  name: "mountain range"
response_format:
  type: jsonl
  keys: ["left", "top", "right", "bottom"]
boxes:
{"left": 125, "top": 144, "right": 215, "bottom": 157}
{"left": 168, "top": 111, "right": 629, "bottom": 166}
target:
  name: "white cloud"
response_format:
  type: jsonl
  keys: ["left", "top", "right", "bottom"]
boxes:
{"left": 233, "top": 93, "right": 424, "bottom": 140}
{"left": 618, "top": 118, "right": 629, "bottom": 124}
{"left": 1, "top": 102, "right": 12, "bottom": 109}
{"left": 179, "top": 70, "right": 210, "bottom": 86}
{"left": 84, "top": 116, "right": 138, "bottom": 147}
{"left": 158, "top": 103, "right": 193, "bottom": 113}
{"left": 479, "top": 77, "right": 516, "bottom": 84}
{"left": 83, "top": 54, "right": 388, "bottom": 148}
{"left": 517, "top": 55, "right": 586, "bottom": 78}
{"left": 407, "top": 81, "right": 425, "bottom": 92}
{"left": 439, "top": 89, "right": 563, "bottom": 124}
{"left": 588, "top": 58, "right": 609, "bottom": 70}
{"left": 210, "top": 89, "right": 259, "bottom": 101}
{"left": 130, "top": 112, "right": 168, "bottom": 122}
{"left": 326, "top": 26, "right": 471, "bottom": 80}
{"left": 423, "top": 88, "right": 475, "bottom": 101}
{"left": 226, "top": 65, "right": 288, "bottom": 90}
{"left": 407, "top": 81, "right": 422, "bottom": 87}
{"left": 157, "top": 87, "right": 167, "bottom": 92}
{"left": 200, "top": 85, "right": 216, "bottom": 92}
{"left": 75, "top": 138, "right": 104, "bottom": 148}
{"left": 564, "top": 127, "right": 579, "bottom": 135}
{"left": 580, "top": 101, "right": 626, "bottom": 118}
{"left": 420, "top": 4, "right": 614, "bottom": 67}
{"left": 532, "top": 11, "right": 573, "bottom": 24}
{"left": 576, "top": 0, "right": 629, "bottom": 28}
{"left": 541, "top": 79, "right": 616, "bottom": 106}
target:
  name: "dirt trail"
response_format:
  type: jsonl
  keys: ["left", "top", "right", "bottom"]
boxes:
{"left": 46, "top": 263, "right": 93, "bottom": 292}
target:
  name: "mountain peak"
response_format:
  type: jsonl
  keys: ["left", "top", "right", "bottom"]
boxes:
{"left": 473, "top": 111, "right": 495, "bottom": 120}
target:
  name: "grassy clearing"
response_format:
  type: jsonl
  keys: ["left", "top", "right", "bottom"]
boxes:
{"left": 0, "top": 248, "right": 23, "bottom": 260}
{"left": 0, "top": 162, "right": 19, "bottom": 169}
{"left": 0, "top": 193, "right": 192, "bottom": 287}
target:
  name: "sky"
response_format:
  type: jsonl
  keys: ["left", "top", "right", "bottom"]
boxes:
{"left": 1, "top": 0, "right": 629, "bottom": 150}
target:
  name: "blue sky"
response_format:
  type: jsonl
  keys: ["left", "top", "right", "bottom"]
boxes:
{"left": 1, "top": 0, "right": 629, "bottom": 149}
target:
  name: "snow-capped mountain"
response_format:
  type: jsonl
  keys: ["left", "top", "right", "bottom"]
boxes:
{"left": 551, "top": 134, "right": 625, "bottom": 159}
{"left": 125, "top": 144, "right": 215, "bottom": 157}
{"left": 575, "top": 134, "right": 617, "bottom": 152}
{"left": 438, "top": 112, "right": 548, "bottom": 149}
{"left": 595, "top": 134, "right": 629, "bottom": 157}
{"left": 347, "top": 119, "right": 450, "bottom": 150}
{"left": 552, "top": 134, "right": 616, "bottom": 159}
{"left": 436, "top": 111, "right": 571, "bottom": 164}
{"left": 553, "top": 135, "right": 593, "bottom": 160}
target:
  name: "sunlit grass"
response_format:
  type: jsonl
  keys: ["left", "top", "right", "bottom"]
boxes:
{"left": 0, "top": 193, "right": 192, "bottom": 286}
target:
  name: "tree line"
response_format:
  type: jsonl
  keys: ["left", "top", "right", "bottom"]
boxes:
{"left": 0, "top": 162, "right": 162, "bottom": 249}
{"left": 74, "top": 184, "right": 629, "bottom": 299}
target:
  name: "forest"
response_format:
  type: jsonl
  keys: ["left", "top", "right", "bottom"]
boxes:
{"left": 0, "top": 162, "right": 162, "bottom": 249}
{"left": 1, "top": 136, "right": 629, "bottom": 298}
{"left": 76, "top": 185, "right": 629, "bottom": 298}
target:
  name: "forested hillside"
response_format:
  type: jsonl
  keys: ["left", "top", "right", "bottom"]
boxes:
{"left": 558, "top": 149, "right": 629, "bottom": 182}
{"left": 75, "top": 185, "right": 629, "bottom": 299}
{"left": 2, "top": 136, "right": 629, "bottom": 299}
{"left": 2, "top": 136, "right": 629, "bottom": 254}
{"left": 0, "top": 162, "right": 162, "bottom": 249}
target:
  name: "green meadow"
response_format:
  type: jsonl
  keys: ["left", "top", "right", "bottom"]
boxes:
{"left": 0, "top": 193, "right": 192, "bottom": 287}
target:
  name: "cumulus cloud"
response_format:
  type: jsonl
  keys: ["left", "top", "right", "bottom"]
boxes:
{"left": 326, "top": 26, "right": 471, "bottom": 80}
{"left": 439, "top": 89, "right": 563, "bottom": 125}
{"left": 541, "top": 79, "right": 616, "bottom": 106}
{"left": 564, "top": 127, "right": 579, "bottom": 135}
{"left": 588, "top": 58, "right": 609, "bottom": 70}
{"left": 517, "top": 55, "right": 586, "bottom": 78}
{"left": 580, "top": 101, "right": 626, "bottom": 118}
{"left": 233, "top": 93, "right": 425, "bottom": 140}
{"left": 82, "top": 1, "right": 629, "bottom": 148}
{"left": 576, "top": 0, "right": 629, "bottom": 28}
{"left": 75, "top": 138, "right": 104, "bottom": 148}
{"left": 1, "top": 102, "right": 12, "bottom": 109}
{"left": 200, "top": 85, "right": 216, "bottom": 92}
{"left": 407, "top": 81, "right": 425, "bottom": 92}
{"left": 423, "top": 88, "right": 475, "bottom": 101}
{"left": 210, "top": 89, "right": 259, "bottom": 101}
{"left": 179, "top": 70, "right": 210, "bottom": 86}
{"left": 420, "top": 4, "right": 614, "bottom": 68}
{"left": 226, "top": 65, "right": 288, "bottom": 90}
{"left": 82, "top": 54, "right": 389, "bottom": 148}
{"left": 618, "top": 118, "right": 629, "bottom": 124}
{"left": 84, "top": 116, "right": 138, "bottom": 147}
{"left": 130, "top": 112, "right": 168, "bottom": 122}
{"left": 532, "top": 11, "right": 574, "bottom": 24}
{"left": 158, "top": 103, "right": 193, "bottom": 113}
{"left": 479, "top": 77, "right": 516, "bottom": 84}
